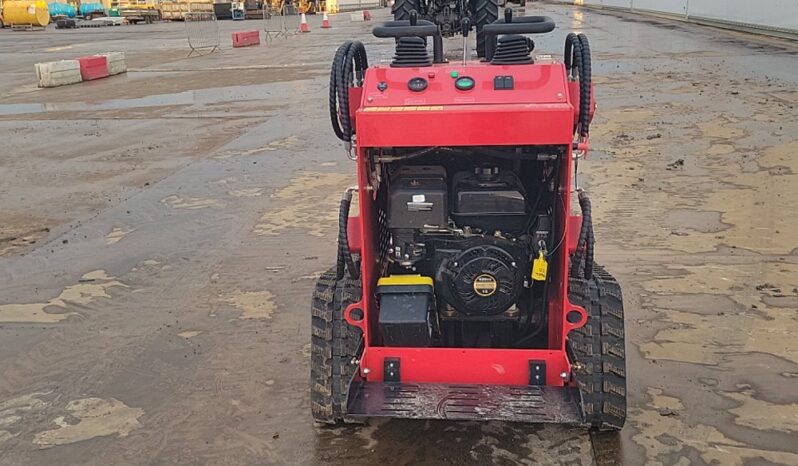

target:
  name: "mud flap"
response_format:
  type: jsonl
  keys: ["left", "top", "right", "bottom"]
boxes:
{"left": 346, "top": 379, "right": 586, "bottom": 424}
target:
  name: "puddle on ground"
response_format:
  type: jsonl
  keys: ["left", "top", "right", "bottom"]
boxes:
{"left": 0, "top": 270, "right": 126, "bottom": 323}
{"left": 0, "top": 82, "right": 291, "bottom": 117}
{"left": 631, "top": 388, "right": 798, "bottom": 465}
{"left": 33, "top": 398, "right": 143, "bottom": 448}
{"left": 105, "top": 227, "right": 132, "bottom": 245}
{"left": 223, "top": 290, "right": 275, "bottom": 320}
{"left": 253, "top": 172, "right": 352, "bottom": 237}
{"left": 161, "top": 195, "right": 224, "bottom": 210}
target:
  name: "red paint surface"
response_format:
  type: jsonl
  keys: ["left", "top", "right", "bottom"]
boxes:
{"left": 77, "top": 55, "right": 109, "bottom": 81}
{"left": 232, "top": 30, "right": 260, "bottom": 48}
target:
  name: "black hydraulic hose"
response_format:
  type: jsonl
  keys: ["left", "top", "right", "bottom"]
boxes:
{"left": 564, "top": 32, "right": 576, "bottom": 73}
{"left": 337, "top": 189, "right": 359, "bottom": 280}
{"left": 329, "top": 42, "right": 351, "bottom": 141}
{"left": 564, "top": 34, "right": 591, "bottom": 138}
{"left": 577, "top": 33, "right": 591, "bottom": 137}
{"left": 570, "top": 190, "right": 594, "bottom": 279}
{"left": 329, "top": 41, "right": 368, "bottom": 145}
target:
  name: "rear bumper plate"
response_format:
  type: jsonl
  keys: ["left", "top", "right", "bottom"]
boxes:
{"left": 347, "top": 382, "right": 586, "bottom": 424}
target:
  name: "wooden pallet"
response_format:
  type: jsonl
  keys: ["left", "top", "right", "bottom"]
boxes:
{"left": 11, "top": 24, "right": 46, "bottom": 31}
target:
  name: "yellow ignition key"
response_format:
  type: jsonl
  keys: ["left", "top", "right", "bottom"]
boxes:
{"left": 531, "top": 251, "right": 548, "bottom": 282}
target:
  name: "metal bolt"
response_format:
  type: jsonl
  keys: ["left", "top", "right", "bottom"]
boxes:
{"left": 453, "top": 262, "right": 458, "bottom": 267}
{"left": 389, "top": 363, "right": 394, "bottom": 368}
{"left": 367, "top": 96, "right": 374, "bottom": 102}
{"left": 560, "top": 371, "right": 568, "bottom": 379}
{"left": 363, "top": 368, "right": 371, "bottom": 374}
{"left": 511, "top": 262, "right": 516, "bottom": 267}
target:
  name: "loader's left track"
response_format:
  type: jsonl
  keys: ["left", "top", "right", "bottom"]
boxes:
{"left": 310, "top": 268, "right": 363, "bottom": 424}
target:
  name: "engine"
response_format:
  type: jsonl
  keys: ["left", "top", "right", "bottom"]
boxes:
{"left": 382, "top": 164, "right": 552, "bottom": 341}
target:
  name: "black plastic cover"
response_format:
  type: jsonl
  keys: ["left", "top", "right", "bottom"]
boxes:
{"left": 388, "top": 166, "right": 447, "bottom": 230}
{"left": 377, "top": 283, "right": 433, "bottom": 347}
{"left": 451, "top": 169, "right": 528, "bottom": 233}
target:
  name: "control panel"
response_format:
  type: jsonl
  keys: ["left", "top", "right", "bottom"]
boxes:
{"left": 363, "top": 62, "right": 566, "bottom": 108}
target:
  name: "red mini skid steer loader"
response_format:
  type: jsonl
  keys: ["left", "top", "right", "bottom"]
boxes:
{"left": 311, "top": 10, "right": 626, "bottom": 430}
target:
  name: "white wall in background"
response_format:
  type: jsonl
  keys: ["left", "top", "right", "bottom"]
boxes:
{"left": 687, "top": 0, "right": 798, "bottom": 31}
{"left": 576, "top": 0, "right": 798, "bottom": 34}
{"left": 633, "top": 0, "right": 687, "bottom": 16}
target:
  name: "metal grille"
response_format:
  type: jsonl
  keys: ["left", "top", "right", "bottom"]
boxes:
{"left": 185, "top": 12, "right": 220, "bottom": 57}
{"left": 263, "top": 3, "right": 301, "bottom": 40}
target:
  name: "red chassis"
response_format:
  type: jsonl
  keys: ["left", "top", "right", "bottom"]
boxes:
{"left": 343, "top": 61, "right": 589, "bottom": 387}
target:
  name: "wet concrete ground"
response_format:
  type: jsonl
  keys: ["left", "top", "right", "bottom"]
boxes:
{"left": 1, "top": 5, "right": 797, "bottom": 465}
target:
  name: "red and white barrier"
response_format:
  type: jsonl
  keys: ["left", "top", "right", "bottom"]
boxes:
{"left": 232, "top": 30, "right": 261, "bottom": 48}
{"left": 78, "top": 55, "right": 110, "bottom": 81}
{"left": 35, "top": 51, "right": 126, "bottom": 88}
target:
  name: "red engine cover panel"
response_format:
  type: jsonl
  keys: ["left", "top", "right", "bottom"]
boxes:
{"left": 356, "top": 61, "right": 575, "bottom": 147}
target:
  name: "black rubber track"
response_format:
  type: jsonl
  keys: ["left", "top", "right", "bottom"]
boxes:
{"left": 310, "top": 268, "right": 363, "bottom": 424}
{"left": 475, "top": 0, "right": 499, "bottom": 58}
{"left": 567, "top": 265, "right": 626, "bottom": 431}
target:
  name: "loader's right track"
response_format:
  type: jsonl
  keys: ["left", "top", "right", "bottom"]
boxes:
{"left": 567, "top": 265, "right": 627, "bottom": 431}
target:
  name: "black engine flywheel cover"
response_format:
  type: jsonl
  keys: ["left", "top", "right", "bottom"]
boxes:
{"left": 442, "top": 242, "right": 525, "bottom": 316}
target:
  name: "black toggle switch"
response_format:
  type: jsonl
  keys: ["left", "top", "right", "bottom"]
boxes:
{"left": 493, "top": 76, "right": 514, "bottom": 90}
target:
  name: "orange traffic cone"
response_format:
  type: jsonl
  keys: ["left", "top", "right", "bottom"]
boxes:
{"left": 299, "top": 12, "right": 311, "bottom": 33}
{"left": 321, "top": 11, "right": 331, "bottom": 28}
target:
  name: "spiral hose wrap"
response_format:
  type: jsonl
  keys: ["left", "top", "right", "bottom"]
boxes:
{"left": 336, "top": 189, "right": 359, "bottom": 280}
{"left": 564, "top": 33, "right": 592, "bottom": 138}
{"left": 329, "top": 41, "right": 368, "bottom": 148}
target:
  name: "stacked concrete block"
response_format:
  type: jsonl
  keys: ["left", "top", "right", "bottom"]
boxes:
{"left": 34, "top": 60, "right": 83, "bottom": 88}
{"left": 102, "top": 52, "right": 127, "bottom": 75}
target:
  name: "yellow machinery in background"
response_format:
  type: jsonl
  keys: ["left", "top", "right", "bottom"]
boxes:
{"left": 2, "top": 0, "right": 50, "bottom": 27}
{"left": 116, "top": 0, "right": 161, "bottom": 22}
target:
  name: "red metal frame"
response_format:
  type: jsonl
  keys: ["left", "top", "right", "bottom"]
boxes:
{"left": 343, "top": 60, "right": 591, "bottom": 387}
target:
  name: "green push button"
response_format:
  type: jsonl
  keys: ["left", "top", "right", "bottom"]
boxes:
{"left": 450, "top": 71, "right": 459, "bottom": 78}
{"left": 455, "top": 76, "right": 475, "bottom": 91}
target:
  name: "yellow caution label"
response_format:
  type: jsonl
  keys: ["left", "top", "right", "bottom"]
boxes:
{"left": 531, "top": 252, "right": 548, "bottom": 282}
{"left": 363, "top": 106, "right": 445, "bottom": 112}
